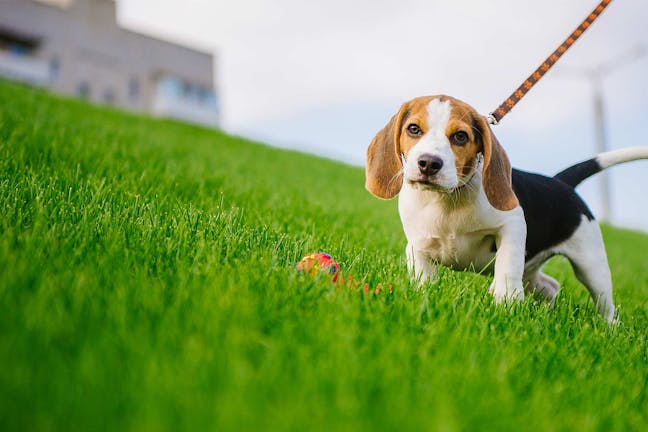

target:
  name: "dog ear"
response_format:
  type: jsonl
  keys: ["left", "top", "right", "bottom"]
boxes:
{"left": 365, "top": 103, "right": 409, "bottom": 199}
{"left": 476, "top": 116, "right": 519, "bottom": 211}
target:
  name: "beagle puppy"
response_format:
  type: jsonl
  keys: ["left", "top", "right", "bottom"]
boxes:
{"left": 366, "top": 95, "right": 648, "bottom": 322}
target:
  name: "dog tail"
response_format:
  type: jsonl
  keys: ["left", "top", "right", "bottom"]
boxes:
{"left": 554, "top": 146, "right": 648, "bottom": 188}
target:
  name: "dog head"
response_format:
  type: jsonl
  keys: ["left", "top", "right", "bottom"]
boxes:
{"left": 365, "top": 95, "right": 518, "bottom": 211}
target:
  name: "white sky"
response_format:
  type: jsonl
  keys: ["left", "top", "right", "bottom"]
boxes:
{"left": 118, "top": 0, "right": 648, "bottom": 231}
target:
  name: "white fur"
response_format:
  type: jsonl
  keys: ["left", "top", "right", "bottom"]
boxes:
{"left": 554, "top": 217, "right": 615, "bottom": 321}
{"left": 596, "top": 146, "right": 648, "bottom": 169}
{"left": 399, "top": 165, "right": 526, "bottom": 302}
{"left": 403, "top": 99, "right": 459, "bottom": 190}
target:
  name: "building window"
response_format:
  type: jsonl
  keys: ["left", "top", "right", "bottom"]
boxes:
{"left": 103, "top": 88, "right": 115, "bottom": 104}
{"left": 202, "top": 90, "right": 218, "bottom": 110}
{"left": 8, "top": 43, "right": 27, "bottom": 56}
{"left": 157, "top": 76, "right": 182, "bottom": 99}
{"left": 181, "top": 81, "right": 192, "bottom": 99}
{"left": 77, "top": 81, "right": 90, "bottom": 99}
{"left": 128, "top": 77, "right": 139, "bottom": 102}
{"left": 49, "top": 56, "right": 60, "bottom": 82}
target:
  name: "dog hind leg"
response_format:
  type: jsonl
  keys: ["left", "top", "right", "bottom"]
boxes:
{"left": 525, "top": 270, "right": 561, "bottom": 304}
{"left": 559, "top": 219, "right": 616, "bottom": 323}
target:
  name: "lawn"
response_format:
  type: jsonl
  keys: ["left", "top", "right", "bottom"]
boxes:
{"left": 0, "top": 80, "right": 646, "bottom": 431}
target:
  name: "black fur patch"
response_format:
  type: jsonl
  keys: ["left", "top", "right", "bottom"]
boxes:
{"left": 512, "top": 169, "right": 595, "bottom": 261}
{"left": 553, "top": 158, "right": 602, "bottom": 188}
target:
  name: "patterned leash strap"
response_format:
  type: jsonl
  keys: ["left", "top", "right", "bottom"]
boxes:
{"left": 488, "top": 0, "right": 613, "bottom": 125}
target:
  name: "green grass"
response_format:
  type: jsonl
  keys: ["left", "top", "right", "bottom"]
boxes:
{"left": 0, "top": 79, "right": 647, "bottom": 431}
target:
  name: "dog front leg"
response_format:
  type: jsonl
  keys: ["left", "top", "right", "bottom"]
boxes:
{"left": 406, "top": 243, "right": 437, "bottom": 286}
{"left": 490, "top": 210, "right": 527, "bottom": 303}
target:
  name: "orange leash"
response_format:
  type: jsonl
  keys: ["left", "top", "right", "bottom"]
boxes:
{"left": 488, "top": 0, "right": 613, "bottom": 125}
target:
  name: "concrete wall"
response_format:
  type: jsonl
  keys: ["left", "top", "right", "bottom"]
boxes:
{"left": 0, "top": 0, "right": 218, "bottom": 125}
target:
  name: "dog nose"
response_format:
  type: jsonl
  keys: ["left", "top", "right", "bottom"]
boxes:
{"left": 417, "top": 154, "right": 444, "bottom": 176}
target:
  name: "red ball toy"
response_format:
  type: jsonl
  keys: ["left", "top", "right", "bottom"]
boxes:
{"left": 295, "top": 252, "right": 340, "bottom": 283}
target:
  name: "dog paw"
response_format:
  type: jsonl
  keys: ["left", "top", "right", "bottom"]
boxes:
{"left": 526, "top": 272, "right": 560, "bottom": 304}
{"left": 489, "top": 280, "right": 524, "bottom": 303}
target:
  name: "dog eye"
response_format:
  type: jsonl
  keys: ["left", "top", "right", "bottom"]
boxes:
{"left": 450, "top": 131, "right": 469, "bottom": 146}
{"left": 407, "top": 124, "right": 422, "bottom": 137}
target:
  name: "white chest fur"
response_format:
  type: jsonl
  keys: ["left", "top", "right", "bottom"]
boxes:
{"left": 398, "top": 182, "right": 512, "bottom": 272}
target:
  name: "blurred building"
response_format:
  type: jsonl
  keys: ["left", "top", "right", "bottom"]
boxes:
{"left": 0, "top": 0, "right": 218, "bottom": 127}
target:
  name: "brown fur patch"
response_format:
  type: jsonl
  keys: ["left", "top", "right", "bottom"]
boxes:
{"left": 365, "top": 97, "right": 431, "bottom": 199}
{"left": 396, "top": 97, "right": 436, "bottom": 160}
{"left": 474, "top": 115, "right": 519, "bottom": 211}
{"left": 447, "top": 99, "right": 483, "bottom": 184}
{"left": 365, "top": 105, "right": 407, "bottom": 199}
